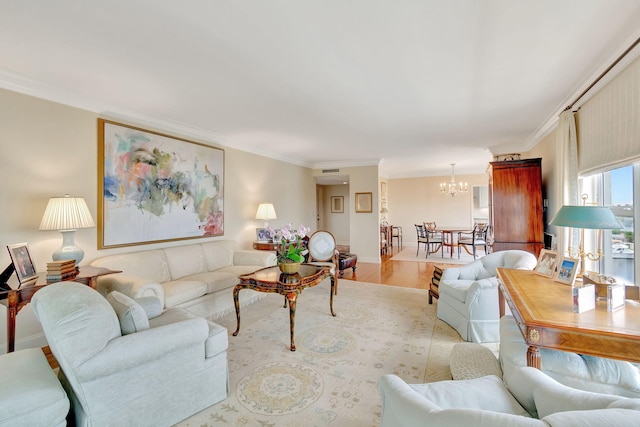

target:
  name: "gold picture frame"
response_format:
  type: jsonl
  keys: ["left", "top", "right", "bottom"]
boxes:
{"left": 331, "top": 196, "right": 344, "bottom": 213}
{"left": 98, "top": 119, "right": 225, "bottom": 248}
{"left": 355, "top": 192, "right": 373, "bottom": 213}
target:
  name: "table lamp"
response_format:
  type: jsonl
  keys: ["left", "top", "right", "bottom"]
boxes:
{"left": 549, "top": 196, "right": 622, "bottom": 278}
{"left": 39, "top": 194, "right": 96, "bottom": 264}
{"left": 255, "top": 203, "right": 277, "bottom": 228}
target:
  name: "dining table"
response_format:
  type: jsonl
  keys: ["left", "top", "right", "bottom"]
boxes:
{"left": 436, "top": 226, "right": 473, "bottom": 258}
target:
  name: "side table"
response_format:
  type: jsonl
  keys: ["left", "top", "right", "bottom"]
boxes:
{"left": 0, "top": 266, "right": 121, "bottom": 352}
{"left": 252, "top": 241, "right": 279, "bottom": 251}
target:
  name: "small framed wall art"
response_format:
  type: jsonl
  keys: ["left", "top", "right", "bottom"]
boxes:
{"left": 355, "top": 192, "right": 373, "bottom": 213}
{"left": 7, "top": 243, "right": 38, "bottom": 284}
{"left": 331, "top": 196, "right": 344, "bottom": 213}
{"left": 534, "top": 249, "right": 558, "bottom": 278}
{"left": 554, "top": 256, "right": 579, "bottom": 285}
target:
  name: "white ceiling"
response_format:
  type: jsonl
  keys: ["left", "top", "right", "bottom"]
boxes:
{"left": 2, "top": 1, "right": 640, "bottom": 179}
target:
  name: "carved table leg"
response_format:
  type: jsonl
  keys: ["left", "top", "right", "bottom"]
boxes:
{"left": 286, "top": 293, "right": 297, "bottom": 351}
{"left": 232, "top": 285, "right": 242, "bottom": 337}
{"left": 329, "top": 277, "right": 336, "bottom": 317}
{"left": 527, "top": 345, "right": 541, "bottom": 369}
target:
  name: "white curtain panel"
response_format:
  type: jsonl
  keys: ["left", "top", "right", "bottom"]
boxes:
{"left": 554, "top": 110, "right": 579, "bottom": 255}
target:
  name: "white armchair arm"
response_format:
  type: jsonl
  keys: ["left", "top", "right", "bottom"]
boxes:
{"left": 96, "top": 275, "right": 165, "bottom": 306}
{"left": 233, "top": 250, "right": 277, "bottom": 267}
{"left": 75, "top": 317, "right": 209, "bottom": 381}
{"left": 465, "top": 278, "right": 500, "bottom": 320}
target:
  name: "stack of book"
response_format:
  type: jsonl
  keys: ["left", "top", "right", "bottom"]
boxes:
{"left": 46, "top": 260, "right": 78, "bottom": 283}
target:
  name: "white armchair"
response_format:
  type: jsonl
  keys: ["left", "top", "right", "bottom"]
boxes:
{"left": 437, "top": 250, "right": 537, "bottom": 343}
{"left": 32, "top": 281, "right": 229, "bottom": 427}
{"left": 379, "top": 366, "right": 640, "bottom": 427}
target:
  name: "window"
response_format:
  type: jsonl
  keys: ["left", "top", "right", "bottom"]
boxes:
{"left": 581, "top": 164, "right": 637, "bottom": 285}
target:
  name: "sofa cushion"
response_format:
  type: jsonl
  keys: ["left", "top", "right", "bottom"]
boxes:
{"left": 107, "top": 291, "right": 150, "bottom": 334}
{"left": 201, "top": 240, "right": 235, "bottom": 271}
{"left": 163, "top": 280, "right": 208, "bottom": 308}
{"left": 135, "top": 296, "right": 163, "bottom": 319}
{"left": 163, "top": 245, "right": 207, "bottom": 280}
{"left": 409, "top": 375, "right": 531, "bottom": 417}
{"left": 92, "top": 249, "right": 171, "bottom": 284}
{"left": 182, "top": 271, "right": 240, "bottom": 294}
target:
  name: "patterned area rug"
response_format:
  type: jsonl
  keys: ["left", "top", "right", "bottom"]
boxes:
{"left": 391, "top": 246, "right": 480, "bottom": 265}
{"left": 177, "top": 280, "right": 460, "bottom": 427}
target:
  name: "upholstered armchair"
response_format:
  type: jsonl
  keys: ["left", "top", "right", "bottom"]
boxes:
{"left": 306, "top": 230, "right": 339, "bottom": 293}
{"left": 436, "top": 250, "right": 537, "bottom": 343}
{"left": 32, "top": 282, "right": 229, "bottom": 427}
{"left": 378, "top": 366, "right": 640, "bottom": 427}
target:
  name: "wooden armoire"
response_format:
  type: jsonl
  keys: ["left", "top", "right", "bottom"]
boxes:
{"left": 488, "top": 158, "right": 544, "bottom": 256}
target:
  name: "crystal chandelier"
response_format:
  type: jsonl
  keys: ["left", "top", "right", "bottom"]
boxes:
{"left": 440, "top": 163, "right": 468, "bottom": 197}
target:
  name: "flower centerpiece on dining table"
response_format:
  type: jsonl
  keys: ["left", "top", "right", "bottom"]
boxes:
{"left": 267, "top": 223, "right": 310, "bottom": 274}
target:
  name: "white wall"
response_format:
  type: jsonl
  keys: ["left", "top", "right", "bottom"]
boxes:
{"left": 0, "top": 88, "right": 316, "bottom": 352}
{"left": 319, "top": 184, "right": 350, "bottom": 246}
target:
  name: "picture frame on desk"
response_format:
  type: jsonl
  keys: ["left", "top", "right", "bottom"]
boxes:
{"left": 7, "top": 243, "right": 38, "bottom": 285}
{"left": 534, "top": 249, "right": 558, "bottom": 278}
{"left": 256, "top": 228, "right": 271, "bottom": 242}
{"left": 554, "top": 256, "right": 578, "bottom": 285}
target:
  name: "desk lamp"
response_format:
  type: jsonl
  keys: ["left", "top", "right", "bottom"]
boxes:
{"left": 549, "top": 196, "right": 622, "bottom": 278}
{"left": 39, "top": 194, "right": 96, "bottom": 264}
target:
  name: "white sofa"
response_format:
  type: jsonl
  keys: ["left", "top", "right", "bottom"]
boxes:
{"left": 91, "top": 240, "right": 276, "bottom": 318}
{"left": 500, "top": 314, "right": 640, "bottom": 398}
{"left": 379, "top": 366, "right": 640, "bottom": 426}
{"left": 437, "top": 250, "right": 537, "bottom": 343}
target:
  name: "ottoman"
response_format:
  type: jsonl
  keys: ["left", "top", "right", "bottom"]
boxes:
{"left": 0, "top": 348, "right": 69, "bottom": 427}
{"left": 338, "top": 253, "right": 357, "bottom": 278}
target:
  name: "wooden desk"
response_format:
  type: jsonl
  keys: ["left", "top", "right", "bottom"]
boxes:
{"left": 0, "top": 266, "right": 121, "bottom": 352}
{"left": 497, "top": 268, "right": 640, "bottom": 369}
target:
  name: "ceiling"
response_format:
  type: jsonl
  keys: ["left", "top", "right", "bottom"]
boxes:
{"left": 2, "top": 1, "right": 640, "bottom": 180}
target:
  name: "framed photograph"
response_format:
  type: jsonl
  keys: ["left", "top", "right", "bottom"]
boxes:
{"left": 7, "top": 243, "right": 38, "bottom": 284}
{"left": 355, "top": 192, "right": 373, "bottom": 213}
{"left": 534, "top": 249, "right": 558, "bottom": 278}
{"left": 98, "top": 119, "right": 225, "bottom": 248}
{"left": 331, "top": 196, "right": 344, "bottom": 213}
{"left": 555, "top": 257, "right": 579, "bottom": 285}
{"left": 256, "top": 228, "right": 271, "bottom": 242}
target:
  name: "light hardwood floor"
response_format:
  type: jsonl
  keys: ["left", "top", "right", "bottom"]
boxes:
{"left": 340, "top": 244, "right": 458, "bottom": 290}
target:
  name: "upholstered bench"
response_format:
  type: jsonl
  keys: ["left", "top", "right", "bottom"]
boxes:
{"left": 0, "top": 348, "right": 69, "bottom": 427}
{"left": 338, "top": 253, "right": 357, "bottom": 278}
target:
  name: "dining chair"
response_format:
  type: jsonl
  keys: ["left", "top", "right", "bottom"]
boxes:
{"left": 457, "top": 223, "right": 489, "bottom": 259}
{"left": 424, "top": 222, "right": 443, "bottom": 257}
{"left": 380, "top": 225, "right": 389, "bottom": 255}
{"left": 415, "top": 224, "right": 442, "bottom": 258}
{"left": 391, "top": 226, "right": 402, "bottom": 249}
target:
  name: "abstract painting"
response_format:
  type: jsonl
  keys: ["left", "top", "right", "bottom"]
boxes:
{"left": 98, "top": 119, "right": 224, "bottom": 248}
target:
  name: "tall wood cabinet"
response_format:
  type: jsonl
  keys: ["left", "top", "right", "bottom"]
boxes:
{"left": 488, "top": 158, "right": 544, "bottom": 256}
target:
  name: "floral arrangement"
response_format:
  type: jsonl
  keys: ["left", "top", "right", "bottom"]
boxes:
{"left": 267, "top": 222, "right": 310, "bottom": 264}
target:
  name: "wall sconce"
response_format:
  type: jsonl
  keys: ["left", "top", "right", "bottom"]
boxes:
{"left": 39, "top": 194, "right": 96, "bottom": 264}
{"left": 549, "top": 195, "right": 622, "bottom": 278}
{"left": 255, "top": 203, "right": 277, "bottom": 228}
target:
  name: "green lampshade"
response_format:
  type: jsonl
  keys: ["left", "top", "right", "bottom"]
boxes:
{"left": 549, "top": 205, "right": 622, "bottom": 229}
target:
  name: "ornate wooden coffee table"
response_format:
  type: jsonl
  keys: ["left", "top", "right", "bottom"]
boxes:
{"left": 232, "top": 264, "right": 336, "bottom": 351}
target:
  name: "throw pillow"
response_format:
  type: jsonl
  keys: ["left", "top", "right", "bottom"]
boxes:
{"left": 134, "top": 296, "right": 163, "bottom": 319}
{"left": 107, "top": 291, "right": 150, "bottom": 334}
